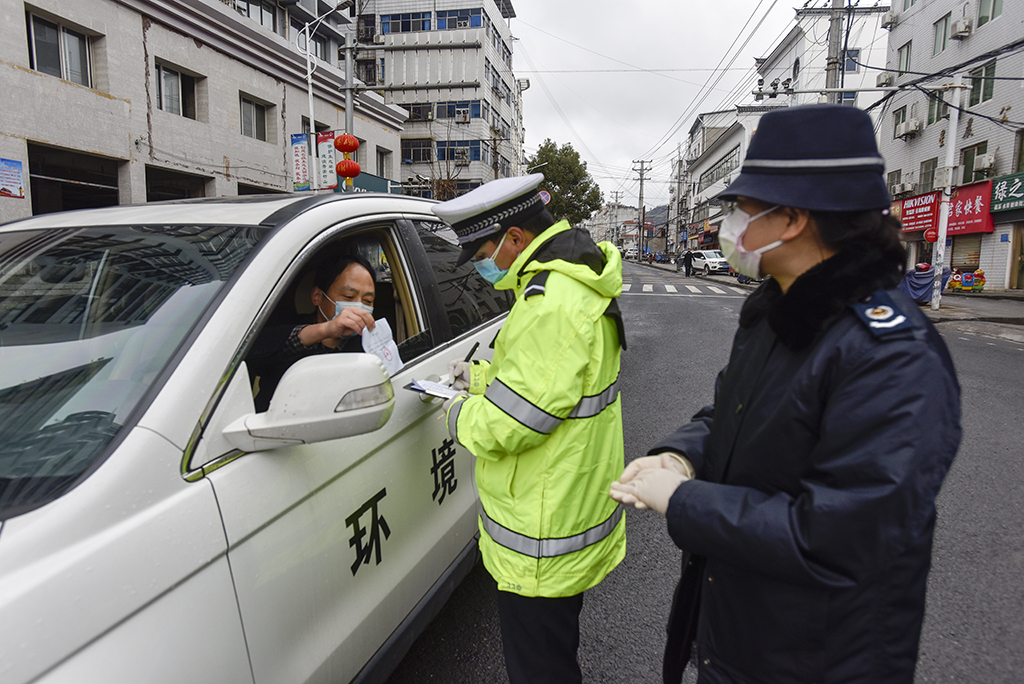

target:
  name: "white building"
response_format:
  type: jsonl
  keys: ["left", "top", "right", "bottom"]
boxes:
{"left": 677, "top": 6, "right": 891, "bottom": 253}
{"left": 352, "top": 0, "right": 525, "bottom": 199}
{"left": 586, "top": 201, "right": 637, "bottom": 245}
{"left": 877, "top": 0, "right": 1024, "bottom": 290}
{"left": 1, "top": 0, "right": 410, "bottom": 224}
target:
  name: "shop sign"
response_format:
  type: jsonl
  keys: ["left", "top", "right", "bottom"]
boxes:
{"left": 899, "top": 192, "right": 939, "bottom": 232}
{"left": 948, "top": 181, "right": 993, "bottom": 235}
{"left": 924, "top": 227, "right": 938, "bottom": 242}
{"left": 687, "top": 224, "right": 700, "bottom": 237}
{"left": 897, "top": 181, "right": 993, "bottom": 236}
{"left": 991, "top": 172, "right": 1024, "bottom": 212}
{"left": 317, "top": 132, "right": 338, "bottom": 191}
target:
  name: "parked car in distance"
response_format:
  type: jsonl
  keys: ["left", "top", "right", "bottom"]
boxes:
{"left": 691, "top": 249, "right": 730, "bottom": 275}
{"left": 0, "top": 193, "right": 513, "bottom": 684}
{"left": 624, "top": 247, "right": 638, "bottom": 260}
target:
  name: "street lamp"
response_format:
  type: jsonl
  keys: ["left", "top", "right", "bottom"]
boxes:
{"left": 294, "top": 0, "right": 349, "bottom": 191}
{"left": 526, "top": 161, "right": 548, "bottom": 174}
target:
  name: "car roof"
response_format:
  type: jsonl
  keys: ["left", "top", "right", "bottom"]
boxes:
{"left": 0, "top": 192, "right": 439, "bottom": 232}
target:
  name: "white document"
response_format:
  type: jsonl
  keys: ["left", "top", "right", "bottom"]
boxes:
{"left": 361, "top": 318, "right": 403, "bottom": 376}
{"left": 407, "top": 379, "right": 463, "bottom": 400}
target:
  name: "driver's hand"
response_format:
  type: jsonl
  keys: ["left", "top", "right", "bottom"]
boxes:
{"left": 324, "top": 306, "right": 375, "bottom": 339}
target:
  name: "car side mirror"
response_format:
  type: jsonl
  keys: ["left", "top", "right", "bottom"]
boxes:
{"left": 223, "top": 353, "right": 395, "bottom": 452}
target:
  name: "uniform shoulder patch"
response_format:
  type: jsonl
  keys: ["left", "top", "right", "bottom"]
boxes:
{"left": 523, "top": 271, "right": 550, "bottom": 299}
{"left": 850, "top": 290, "right": 915, "bottom": 338}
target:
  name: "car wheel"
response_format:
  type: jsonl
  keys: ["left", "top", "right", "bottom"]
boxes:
{"left": 703, "top": 265, "right": 710, "bottom": 276}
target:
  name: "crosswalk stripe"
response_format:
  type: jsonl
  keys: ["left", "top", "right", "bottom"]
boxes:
{"left": 685, "top": 285, "right": 701, "bottom": 293}
{"left": 665, "top": 285, "right": 677, "bottom": 293}
{"left": 708, "top": 286, "right": 726, "bottom": 294}
{"left": 643, "top": 284, "right": 653, "bottom": 292}
{"left": 622, "top": 283, "right": 631, "bottom": 291}
{"left": 729, "top": 287, "right": 747, "bottom": 295}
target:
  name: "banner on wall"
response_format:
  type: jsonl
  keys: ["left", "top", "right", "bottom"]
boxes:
{"left": 291, "top": 134, "right": 310, "bottom": 191}
{"left": 317, "top": 131, "right": 338, "bottom": 191}
{"left": 991, "top": 172, "right": 1024, "bottom": 213}
{"left": 0, "top": 158, "right": 25, "bottom": 199}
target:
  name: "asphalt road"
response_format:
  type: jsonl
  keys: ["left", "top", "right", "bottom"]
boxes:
{"left": 385, "top": 262, "right": 1024, "bottom": 683}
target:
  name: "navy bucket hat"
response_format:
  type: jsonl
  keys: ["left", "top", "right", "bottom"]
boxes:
{"left": 718, "top": 104, "right": 891, "bottom": 211}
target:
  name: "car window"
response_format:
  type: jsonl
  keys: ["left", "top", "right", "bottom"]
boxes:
{"left": 0, "top": 224, "right": 267, "bottom": 518}
{"left": 245, "top": 225, "right": 430, "bottom": 413}
{"left": 412, "top": 220, "right": 513, "bottom": 338}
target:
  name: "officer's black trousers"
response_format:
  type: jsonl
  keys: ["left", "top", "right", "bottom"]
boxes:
{"left": 495, "top": 590, "right": 584, "bottom": 684}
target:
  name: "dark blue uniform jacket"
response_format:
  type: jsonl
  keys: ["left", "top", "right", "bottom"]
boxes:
{"left": 654, "top": 251, "right": 961, "bottom": 684}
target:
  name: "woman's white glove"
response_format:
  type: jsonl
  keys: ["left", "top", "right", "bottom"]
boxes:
{"left": 447, "top": 359, "right": 473, "bottom": 391}
{"left": 609, "top": 452, "right": 694, "bottom": 515}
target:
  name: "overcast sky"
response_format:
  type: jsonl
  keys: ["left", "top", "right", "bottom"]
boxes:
{"left": 507, "top": 0, "right": 806, "bottom": 208}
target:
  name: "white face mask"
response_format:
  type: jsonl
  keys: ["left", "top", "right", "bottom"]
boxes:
{"left": 719, "top": 203, "right": 782, "bottom": 279}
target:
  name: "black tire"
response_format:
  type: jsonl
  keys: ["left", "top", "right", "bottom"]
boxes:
{"left": 703, "top": 265, "right": 710, "bottom": 276}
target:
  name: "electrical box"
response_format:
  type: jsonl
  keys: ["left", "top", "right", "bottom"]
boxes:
{"left": 934, "top": 166, "right": 954, "bottom": 189}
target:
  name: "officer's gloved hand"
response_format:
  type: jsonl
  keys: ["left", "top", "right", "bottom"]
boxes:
{"left": 447, "top": 359, "right": 473, "bottom": 391}
{"left": 442, "top": 391, "right": 468, "bottom": 414}
{"left": 609, "top": 452, "right": 693, "bottom": 515}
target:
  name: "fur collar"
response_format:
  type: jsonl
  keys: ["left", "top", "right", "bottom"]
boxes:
{"left": 739, "top": 250, "right": 901, "bottom": 350}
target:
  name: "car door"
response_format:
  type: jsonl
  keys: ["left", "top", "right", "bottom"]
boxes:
{"left": 191, "top": 213, "right": 506, "bottom": 684}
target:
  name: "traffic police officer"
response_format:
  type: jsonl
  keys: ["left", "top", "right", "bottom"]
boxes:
{"left": 433, "top": 174, "right": 627, "bottom": 684}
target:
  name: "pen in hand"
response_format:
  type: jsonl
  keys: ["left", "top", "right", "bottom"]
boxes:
{"left": 450, "top": 341, "right": 480, "bottom": 387}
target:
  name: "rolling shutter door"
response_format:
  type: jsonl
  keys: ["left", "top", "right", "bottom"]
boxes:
{"left": 950, "top": 234, "right": 981, "bottom": 271}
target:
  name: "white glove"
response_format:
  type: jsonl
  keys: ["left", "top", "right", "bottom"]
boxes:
{"left": 442, "top": 391, "right": 468, "bottom": 414}
{"left": 447, "top": 359, "right": 472, "bottom": 391}
{"left": 609, "top": 453, "right": 693, "bottom": 515}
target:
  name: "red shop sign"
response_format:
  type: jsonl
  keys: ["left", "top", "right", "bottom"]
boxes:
{"left": 899, "top": 192, "right": 940, "bottom": 232}
{"left": 948, "top": 181, "right": 994, "bottom": 235}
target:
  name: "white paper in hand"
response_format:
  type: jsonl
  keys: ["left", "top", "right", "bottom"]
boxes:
{"left": 362, "top": 318, "right": 403, "bottom": 375}
{"left": 408, "top": 379, "right": 462, "bottom": 399}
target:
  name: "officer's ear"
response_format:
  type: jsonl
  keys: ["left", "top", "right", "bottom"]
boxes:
{"left": 506, "top": 227, "right": 526, "bottom": 248}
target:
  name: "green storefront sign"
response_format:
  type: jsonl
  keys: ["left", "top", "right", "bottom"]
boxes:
{"left": 334, "top": 171, "right": 403, "bottom": 194}
{"left": 991, "top": 172, "right": 1024, "bottom": 213}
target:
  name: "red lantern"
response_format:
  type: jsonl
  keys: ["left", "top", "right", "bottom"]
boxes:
{"left": 334, "top": 134, "right": 360, "bottom": 153}
{"left": 336, "top": 159, "right": 361, "bottom": 178}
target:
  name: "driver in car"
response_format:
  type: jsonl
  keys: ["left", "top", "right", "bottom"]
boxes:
{"left": 247, "top": 253, "right": 376, "bottom": 411}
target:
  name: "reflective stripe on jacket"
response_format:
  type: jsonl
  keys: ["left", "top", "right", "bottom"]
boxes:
{"left": 446, "top": 220, "right": 627, "bottom": 597}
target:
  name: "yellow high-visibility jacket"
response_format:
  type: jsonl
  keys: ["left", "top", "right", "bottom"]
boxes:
{"left": 446, "top": 220, "right": 627, "bottom": 597}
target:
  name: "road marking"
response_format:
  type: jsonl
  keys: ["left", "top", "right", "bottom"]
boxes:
{"left": 665, "top": 285, "right": 677, "bottom": 293}
{"left": 708, "top": 286, "right": 726, "bottom": 294}
{"left": 685, "top": 285, "right": 701, "bottom": 293}
{"left": 643, "top": 284, "right": 653, "bottom": 292}
{"left": 622, "top": 283, "right": 631, "bottom": 291}
{"left": 729, "top": 287, "right": 747, "bottom": 295}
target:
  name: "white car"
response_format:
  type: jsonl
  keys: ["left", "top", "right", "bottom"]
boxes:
{"left": 691, "top": 249, "right": 730, "bottom": 275}
{"left": 624, "top": 248, "right": 638, "bottom": 260}
{"left": 0, "top": 193, "right": 512, "bottom": 684}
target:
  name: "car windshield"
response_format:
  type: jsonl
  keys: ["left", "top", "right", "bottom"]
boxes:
{"left": 0, "top": 224, "right": 267, "bottom": 519}
{"left": 706, "top": 251, "right": 725, "bottom": 259}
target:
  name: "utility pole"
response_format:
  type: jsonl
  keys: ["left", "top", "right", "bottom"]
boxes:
{"left": 931, "top": 73, "right": 965, "bottom": 310}
{"left": 825, "top": 0, "right": 846, "bottom": 104}
{"left": 675, "top": 144, "right": 684, "bottom": 253}
{"left": 633, "top": 160, "right": 651, "bottom": 260}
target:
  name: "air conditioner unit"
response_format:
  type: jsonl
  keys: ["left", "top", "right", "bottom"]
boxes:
{"left": 890, "top": 184, "right": 903, "bottom": 196}
{"left": 974, "top": 153, "right": 996, "bottom": 171}
{"left": 876, "top": 72, "right": 893, "bottom": 87}
{"left": 881, "top": 11, "right": 897, "bottom": 29}
{"left": 905, "top": 118, "right": 921, "bottom": 133}
{"left": 895, "top": 122, "right": 909, "bottom": 138}
{"left": 454, "top": 108, "right": 470, "bottom": 123}
{"left": 951, "top": 17, "right": 971, "bottom": 39}
{"left": 372, "top": 34, "right": 385, "bottom": 45}
{"left": 457, "top": 19, "right": 470, "bottom": 28}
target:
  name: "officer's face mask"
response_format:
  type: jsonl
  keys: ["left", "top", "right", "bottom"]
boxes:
{"left": 719, "top": 203, "right": 782, "bottom": 279}
{"left": 473, "top": 230, "right": 509, "bottom": 284}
